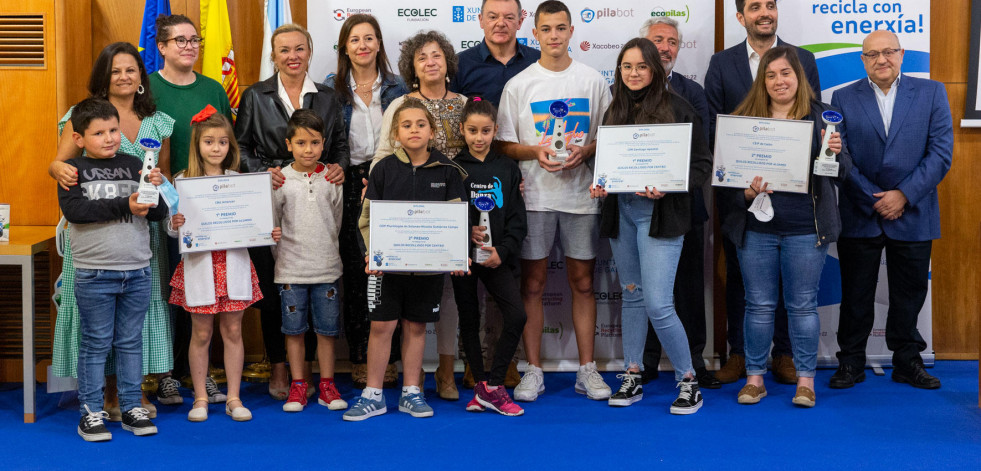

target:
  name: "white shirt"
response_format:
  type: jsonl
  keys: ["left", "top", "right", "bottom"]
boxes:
{"left": 869, "top": 74, "right": 901, "bottom": 136}
{"left": 347, "top": 73, "right": 384, "bottom": 166}
{"left": 277, "top": 73, "right": 319, "bottom": 117}
{"left": 497, "top": 60, "right": 611, "bottom": 214}
{"left": 746, "top": 38, "right": 779, "bottom": 80}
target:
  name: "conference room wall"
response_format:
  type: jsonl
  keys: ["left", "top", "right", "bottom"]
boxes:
{"left": 29, "top": 0, "right": 980, "bottom": 361}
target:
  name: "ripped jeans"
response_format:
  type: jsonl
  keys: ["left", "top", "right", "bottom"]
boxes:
{"left": 610, "top": 194, "right": 694, "bottom": 381}
{"left": 279, "top": 282, "right": 341, "bottom": 336}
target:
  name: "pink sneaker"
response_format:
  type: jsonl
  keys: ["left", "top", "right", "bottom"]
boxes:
{"left": 466, "top": 395, "right": 485, "bottom": 412}
{"left": 283, "top": 380, "right": 307, "bottom": 412}
{"left": 475, "top": 382, "right": 524, "bottom": 416}
{"left": 317, "top": 379, "right": 348, "bottom": 411}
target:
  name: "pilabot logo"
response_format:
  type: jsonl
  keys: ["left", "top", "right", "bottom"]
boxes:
{"left": 632, "top": 132, "right": 654, "bottom": 139}
{"left": 406, "top": 208, "right": 432, "bottom": 216}
{"left": 212, "top": 183, "right": 233, "bottom": 191}
{"left": 582, "top": 7, "right": 635, "bottom": 23}
{"left": 581, "top": 8, "right": 596, "bottom": 23}
{"left": 753, "top": 125, "right": 776, "bottom": 132}
{"left": 580, "top": 41, "right": 591, "bottom": 51}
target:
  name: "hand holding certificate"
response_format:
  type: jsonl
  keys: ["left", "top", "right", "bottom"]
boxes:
{"left": 369, "top": 201, "right": 469, "bottom": 273}
{"left": 592, "top": 124, "right": 693, "bottom": 193}
{"left": 712, "top": 115, "right": 814, "bottom": 194}
{"left": 175, "top": 173, "right": 276, "bottom": 253}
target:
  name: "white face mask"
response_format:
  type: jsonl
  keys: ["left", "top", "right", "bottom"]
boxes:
{"left": 748, "top": 192, "right": 774, "bottom": 222}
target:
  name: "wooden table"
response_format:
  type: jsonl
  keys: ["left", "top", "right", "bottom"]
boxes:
{"left": 0, "top": 225, "right": 56, "bottom": 423}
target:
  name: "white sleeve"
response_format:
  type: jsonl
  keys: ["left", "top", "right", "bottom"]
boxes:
{"left": 370, "top": 96, "right": 403, "bottom": 171}
{"left": 496, "top": 84, "right": 520, "bottom": 144}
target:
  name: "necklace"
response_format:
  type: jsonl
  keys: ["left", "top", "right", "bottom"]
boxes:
{"left": 418, "top": 87, "right": 449, "bottom": 107}
{"left": 352, "top": 74, "right": 377, "bottom": 103}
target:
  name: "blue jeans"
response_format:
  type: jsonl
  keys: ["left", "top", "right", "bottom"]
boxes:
{"left": 737, "top": 231, "right": 828, "bottom": 377}
{"left": 75, "top": 267, "right": 151, "bottom": 415}
{"left": 609, "top": 194, "right": 693, "bottom": 381}
{"left": 279, "top": 283, "right": 341, "bottom": 336}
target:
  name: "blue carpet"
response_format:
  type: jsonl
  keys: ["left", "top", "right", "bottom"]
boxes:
{"left": 1, "top": 361, "right": 979, "bottom": 470}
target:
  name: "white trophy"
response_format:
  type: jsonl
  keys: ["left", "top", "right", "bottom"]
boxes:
{"left": 813, "top": 110, "right": 843, "bottom": 177}
{"left": 137, "top": 138, "right": 161, "bottom": 206}
{"left": 472, "top": 195, "right": 495, "bottom": 264}
{"left": 548, "top": 100, "right": 570, "bottom": 163}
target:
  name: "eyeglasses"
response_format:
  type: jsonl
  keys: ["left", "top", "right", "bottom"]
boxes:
{"left": 164, "top": 36, "right": 204, "bottom": 49}
{"left": 619, "top": 63, "right": 651, "bottom": 74}
{"left": 861, "top": 48, "right": 901, "bottom": 60}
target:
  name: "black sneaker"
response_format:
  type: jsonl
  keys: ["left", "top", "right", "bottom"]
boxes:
{"left": 78, "top": 405, "right": 112, "bottom": 442}
{"left": 121, "top": 407, "right": 158, "bottom": 436}
{"left": 206, "top": 376, "right": 227, "bottom": 403}
{"left": 669, "top": 377, "right": 703, "bottom": 415}
{"left": 156, "top": 376, "right": 184, "bottom": 405}
{"left": 608, "top": 372, "right": 643, "bottom": 407}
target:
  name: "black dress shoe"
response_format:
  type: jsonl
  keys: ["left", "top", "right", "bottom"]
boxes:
{"left": 695, "top": 367, "right": 722, "bottom": 389}
{"left": 829, "top": 363, "right": 866, "bottom": 389}
{"left": 892, "top": 360, "right": 941, "bottom": 389}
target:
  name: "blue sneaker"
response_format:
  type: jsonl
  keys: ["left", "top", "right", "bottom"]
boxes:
{"left": 342, "top": 395, "right": 387, "bottom": 422}
{"left": 399, "top": 391, "right": 434, "bottom": 418}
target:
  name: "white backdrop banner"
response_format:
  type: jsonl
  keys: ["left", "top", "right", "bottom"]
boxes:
{"left": 723, "top": 1, "right": 934, "bottom": 367}
{"left": 309, "top": 1, "right": 715, "bottom": 370}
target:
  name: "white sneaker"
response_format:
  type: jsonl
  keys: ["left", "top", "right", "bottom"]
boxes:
{"left": 513, "top": 364, "right": 545, "bottom": 402}
{"left": 575, "top": 361, "right": 612, "bottom": 400}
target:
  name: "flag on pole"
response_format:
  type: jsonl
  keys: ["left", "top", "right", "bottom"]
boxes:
{"left": 259, "top": 0, "right": 293, "bottom": 80}
{"left": 201, "top": 0, "right": 241, "bottom": 117}
{"left": 138, "top": 0, "right": 171, "bottom": 74}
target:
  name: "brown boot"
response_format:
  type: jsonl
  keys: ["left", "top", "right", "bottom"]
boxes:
{"left": 716, "top": 354, "right": 746, "bottom": 384}
{"left": 772, "top": 355, "right": 798, "bottom": 384}
{"left": 504, "top": 360, "right": 522, "bottom": 388}
{"left": 351, "top": 363, "right": 367, "bottom": 389}
{"left": 104, "top": 375, "right": 121, "bottom": 422}
{"left": 462, "top": 363, "right": 476, "bottom": 389}
{"left": 435, "top": 354, "right": 459, "bottom": 401}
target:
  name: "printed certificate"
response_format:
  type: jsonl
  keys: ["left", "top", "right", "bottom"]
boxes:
{"left": 712, "top": 115, "right": 814, "bottom": 194}
{"left": 368, "top": 201, "right": 469, "bottom": 272}
{"left": 592, "top": 123, "right": 692, "bottom": 193}
{"left": 176, "top": 173, "right": 276, "bottom": 253}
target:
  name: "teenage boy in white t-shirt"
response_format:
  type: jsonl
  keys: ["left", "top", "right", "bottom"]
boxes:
{"left": 496, "top": 0, "right": 612, "bottom": 402}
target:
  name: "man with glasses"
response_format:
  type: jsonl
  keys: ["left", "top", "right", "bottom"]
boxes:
{"left": 829, "top": 30, "right": 952, "bottom": 390}
{"left": 638, "top": 17, "right": 720, "bottom": 390}
{"left": 452, "top": 0, "right": 540, "bottom": 107}
{"left": 703, "top": 0, "right": 821, "bottom": 386}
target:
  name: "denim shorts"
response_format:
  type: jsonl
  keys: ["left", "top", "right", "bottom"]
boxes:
{"left": 520, "top": 210, "right": 600, "bottom": 260}
{"left": 279, "top": 282, "right": 340, "bottom": 336}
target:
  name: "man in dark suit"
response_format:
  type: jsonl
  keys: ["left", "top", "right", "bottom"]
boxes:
{"left": 637, "top": 16, "right": 719, "bottom": 389}
{"left": 704, "top": 0, "right": 822, "bottom": 385}
{"left": 829, "top": 30, "right": 952, "bottom": 390}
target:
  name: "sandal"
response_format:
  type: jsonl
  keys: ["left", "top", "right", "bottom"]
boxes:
{"left": 188, "top": 398, "right": 209, "bottom": 422}
{"left": 225, "top": 397, "right": 253, "bottom": 422}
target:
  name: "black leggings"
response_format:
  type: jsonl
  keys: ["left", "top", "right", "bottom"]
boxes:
{"left": 451, "top": 264, "right": 526, "bottom": 386}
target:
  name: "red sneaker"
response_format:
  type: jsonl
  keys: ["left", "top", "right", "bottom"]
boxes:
{"left": 466, "top": 395, "right": 485, "bottom": 412}
{"left": 318, "top": 379, "right": 348, "bottom": 411}
{"left": 475, "top": 382, "right": 524, "bottom": 416}
{"left": 283, "top": 380, "right": 307, "bottom": 412}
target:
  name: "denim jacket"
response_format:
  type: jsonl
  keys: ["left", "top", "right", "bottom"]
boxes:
{"left": 323, "top": 72, "right": 408, "bottom": 136}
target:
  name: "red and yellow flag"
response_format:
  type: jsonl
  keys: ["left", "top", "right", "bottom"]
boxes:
{"left": 201, "top": 0, "right": 240, "bottom": 117}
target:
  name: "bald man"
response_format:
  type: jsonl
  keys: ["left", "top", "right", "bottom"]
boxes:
{"left": 830, "top": 30, "right": 952, "bottom": 390}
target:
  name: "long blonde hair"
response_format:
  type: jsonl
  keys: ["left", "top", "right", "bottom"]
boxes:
{"left": 733, "top": 46, "right": 814, "bottom": 120}
{"left": 186, "top": 114, "right": 240, "bottom": 178}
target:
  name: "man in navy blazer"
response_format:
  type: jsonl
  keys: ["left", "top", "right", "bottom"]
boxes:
{"left": 829, "top": 30, "right": 952, "bottom": 390}
{"left": 638, "top": 16, "right": 719, "bottom": 389}
{"left": 703, "top": 0, "right": 821, "bottom": 385}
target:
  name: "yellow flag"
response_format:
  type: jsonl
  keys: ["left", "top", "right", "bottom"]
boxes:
{"left": 201, "top": 0, "right": 240, "bottom": 116}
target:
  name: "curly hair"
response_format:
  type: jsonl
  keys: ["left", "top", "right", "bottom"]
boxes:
{"left": 397, "top": 30, "right": 457, "bottom": 89}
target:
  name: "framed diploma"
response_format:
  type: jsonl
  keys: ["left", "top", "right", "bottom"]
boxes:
{"left": 712, "top": 115, "right": 814, "bottom": 194}
{"left": 592, "top": 123, "right": 692, "bottom": 193}
{"left": 368, "top": 201, "right": 469, "bottom": 273}
{"left": 176, "top": 173, "right": 276, "bottom": 253}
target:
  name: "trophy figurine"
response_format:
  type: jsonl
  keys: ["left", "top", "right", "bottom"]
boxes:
{"left": 813, "top": 110, "right": 843, "bottom": 177}
{"left": 472, "top": 195, "right": 496, "bottom": 264}
{"left": 137, "top": 138, "right": 161, "bottom": 205}
{"left": 548, "top": 100, "right": 570, "bottom": 163}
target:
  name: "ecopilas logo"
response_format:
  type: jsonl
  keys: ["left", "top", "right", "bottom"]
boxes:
{"left": 650, "top": 5, "right": 691, "bottom": 23}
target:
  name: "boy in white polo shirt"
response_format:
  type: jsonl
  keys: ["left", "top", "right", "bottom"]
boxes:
{"left": 497, "top": 0, "right": 612, "bottom": 401}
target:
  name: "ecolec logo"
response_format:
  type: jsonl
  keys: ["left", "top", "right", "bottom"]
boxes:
{"left": 650, "top": 5, "right": 691, "bottom": 23}
{"left": 461, "top": 39, "right": 482, "bottom": 49}
{"left": 580, "top": 41, "right": 591, "bottom": 51}
{"left": 398, "top": 8, "right": 437, "bottom": 21}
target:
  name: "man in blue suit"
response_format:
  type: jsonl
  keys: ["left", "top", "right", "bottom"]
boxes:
{"left": 829, "top": 30, "right": 952, "bottom": 390}
{"left": 704, "top": 0, "right": 821, "bottom": 385}
{"left": 637, "top": 16, "right": 720, "bottom": 389}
